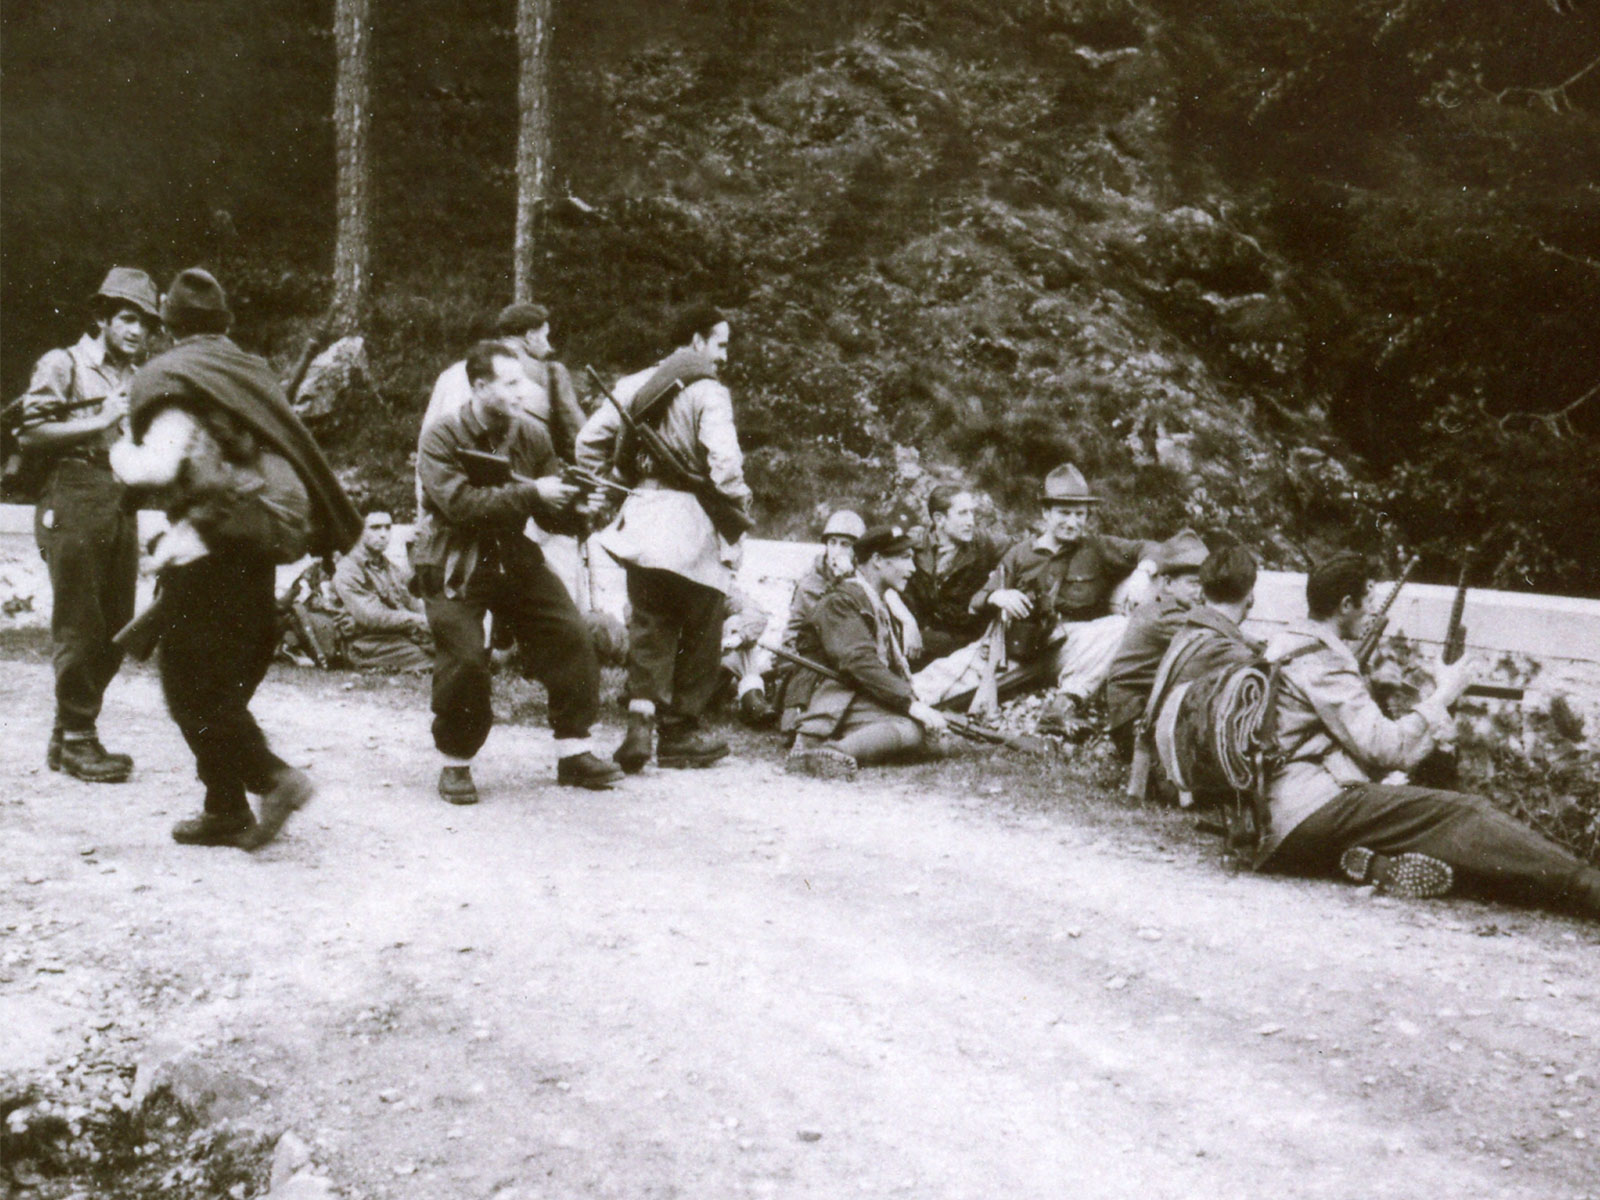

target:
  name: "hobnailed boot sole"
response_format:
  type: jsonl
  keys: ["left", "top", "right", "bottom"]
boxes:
{"left": 784, "top": 747, "right": 858, "bottom": 782}
{"left": 1340, "top": 846, "right": 1454, "bottom": 900}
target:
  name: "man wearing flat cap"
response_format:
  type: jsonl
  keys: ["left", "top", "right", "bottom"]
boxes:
{"left": 14, "top": 267, "right": 161, "bottom": 782}
{"left": 419, "top": 302, "right": 587, "bottom": 455}
{"left": 922, "top": 462, "right": 1159, "bottom": 738}
{"left": 111, "top": 267, "right": 362, "bottom": 849}
{"left": 1104, "top": 528, "right": 1210, "bottom": 756}
{"left": 787, "top": 524, "right": 949, "bottom": 780}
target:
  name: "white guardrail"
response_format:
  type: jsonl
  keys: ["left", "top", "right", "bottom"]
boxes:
{"left": 4, "top": 504, "right": 1598, "bottom": 712}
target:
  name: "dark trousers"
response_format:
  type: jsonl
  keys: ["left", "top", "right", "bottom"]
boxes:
{"left": 424, "top": 537, "right": 598, "bottom": 759}
{"left": 157, "top": 551, "right": 286, "bottom": 822}
{"left": 625, "top": 566, "right": 723, "bottom": 732}
{"left": 1267, "top": 783, "right": 1600, "bottom": 909}
{"left": 36, "top": 462, "right": 137, "bottom": 734}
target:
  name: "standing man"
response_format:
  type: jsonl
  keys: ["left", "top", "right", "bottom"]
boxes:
{"left": 576, "top": 302, "right": 753, "bottom": 773}
{"left": 332, "top": 509, "right": 434, "bottom": 672}
{"left": 419, "top": 302, "right": 587, "bottom": 454}
{"left": 111, "top": 268, "right": 363, "bottom": 848}
{"left": 903, "top": 486, "right": 1004, "bottom": 667}
{"left": 1256, "top": 554, "right": 1600, "bottom": 916}
{"left": 16, "top": 268, "right": 160, "bottom": 781}
{"left": 416, "top": 340, "right": 623, "bottom": 804}
{"left": 786, "top": 525, "right": 949, "bottom": 780}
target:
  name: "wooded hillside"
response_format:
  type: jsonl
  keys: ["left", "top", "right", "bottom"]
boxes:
{"left": 3, "top": 0, "right": 1596, "bottom": 591}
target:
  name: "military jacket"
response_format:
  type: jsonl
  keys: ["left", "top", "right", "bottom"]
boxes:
{"left": 973, "top": 532, "right": 1152, "bottom": 623}
{"left": 1105, "top": 596, "right": 1194, "bottom": 731}
{"left": 797, "top": 576, "right": 916, "bottom": 735}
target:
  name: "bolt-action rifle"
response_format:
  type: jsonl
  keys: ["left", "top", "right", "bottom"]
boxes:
{"left": 766, "top": 643, "right": 1052, "bottom": 758}
{"left": 1438, "top": 556, "right": 1524, "bottom": 702}
{"left": 583, "top": 365, "right": 753, "bottom": 544}
{"left": 1355, "top": 554, "right": 1420, "bottom": 668}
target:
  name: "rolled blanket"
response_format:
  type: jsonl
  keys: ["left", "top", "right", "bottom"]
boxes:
{"left": 1171, "top": 665, "right": 1270, "bottom": 798}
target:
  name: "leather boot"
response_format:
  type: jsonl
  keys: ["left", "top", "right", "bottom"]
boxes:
{"left": 657, "top": 727, "right": 730, "bottom": 769}
{"left": 237, "top": 767, "right": 315, "bottom": 850}
{"left": 58, "top": 735, "right": 133, "bottom": 783}
{"left": 557, "top": 751, "right": 624, "bottom": 790}
{"left": 613, "top": 713, "right": 654, "bottom": 774}
{"left": 172, "top": 811, "right": 257, "bottom": 847}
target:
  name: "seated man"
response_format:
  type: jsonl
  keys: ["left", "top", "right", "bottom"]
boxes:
{"left": 1104, "top": 528, "right": 1208, "bottom": 756}
{"left": 903, "top": 485, "right": 1004, "bottom": 668}
{"left": 786, "top": 526, "right": 949, "bottom": 780}
{"left": 774, "top": 509, "right": 864, "bottom": 729}
{"left": 1256, "top": 554, "right": 1599, "bottom": 916}
{"left": 916, "top": 462, "right": 1158, "bottom": 738}
{"left": 332, "top": 510, "right": 434, "bottom": 672}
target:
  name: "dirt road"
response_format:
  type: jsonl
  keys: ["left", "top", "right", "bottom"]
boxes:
{"left": 3, "top": 655, "right": 1597, "bottom": 1199}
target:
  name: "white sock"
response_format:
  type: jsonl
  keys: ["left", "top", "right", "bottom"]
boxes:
{"left": 628, "top": 699, "right": 657, "bottom": 718}
{"left": 441, "top": 754, "right": 472, "bottom": 769}
{"left": 553, "top": 736, "right": 593, "bottom": 758}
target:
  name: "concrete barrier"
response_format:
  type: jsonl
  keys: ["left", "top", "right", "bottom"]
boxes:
{"left": 4, "top": 502, "right": 1597, "bottom": 718}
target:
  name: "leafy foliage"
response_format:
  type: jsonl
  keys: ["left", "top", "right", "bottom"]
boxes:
{"left": 2, "top": 0, "right": 1596, "bottom": 588}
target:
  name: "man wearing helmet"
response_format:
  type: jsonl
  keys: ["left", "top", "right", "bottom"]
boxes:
{"left": 14, "top": 267, "right": 161, "bottom": 782}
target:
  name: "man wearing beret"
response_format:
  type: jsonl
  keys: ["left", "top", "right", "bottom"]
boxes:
{"left": 1103, "top": 528, "right": 1209, "bottom": 756}
{"left": 917, "top": 463, "right": 1159, "bottom": 739}
{"left": 787, "top": 525, "right": 950, "bottom": 780}
{"left": 112, "top": 268, "right": 363, "bottom": 848}
{"left": 15, "top": 267, "right": 161, "bottom": 782}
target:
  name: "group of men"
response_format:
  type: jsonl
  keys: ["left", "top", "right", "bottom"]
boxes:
{"left": 15, "top": 265, "right": 1600, "bottom": 920}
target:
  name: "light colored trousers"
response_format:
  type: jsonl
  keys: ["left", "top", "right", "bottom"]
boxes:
{"left": 913, "top": 614, "right": 1128, "bottom": 705}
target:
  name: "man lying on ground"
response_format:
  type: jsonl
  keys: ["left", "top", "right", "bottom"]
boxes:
{"left": 332, "top": 509, "right": 434, "bottom": 673}
{"left": 785, "top": 525, "right": 949, "bottom": 780}
{"left": 914, "top": 462, "right": 1158, "bottom": 739}
{"left": 1256, "top": 553, "right": 1600, "bottom": 916}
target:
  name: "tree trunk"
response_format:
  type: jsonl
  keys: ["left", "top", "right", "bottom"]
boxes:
{"left": 514, "top": 0, "right": 553, "bottom": 304}
{"left": 332, "top": 0, "right": 372, "bottom": 334}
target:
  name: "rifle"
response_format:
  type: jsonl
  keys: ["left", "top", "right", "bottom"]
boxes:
{"left": 2, "top": 394, "right": 107, "bottom": 429}
{"left": 1437, "top": 556, "right": 1524, "bottom": 701}
{"left": 583, "top": 365, "right": 754, "bottom": 543}
{"left": 284, "top": 314, "right": 335, "bottom": 407}
{"left": 113, "top": 589, "right": 171, "bottom": 661}
{"left": 1355, "top": 553, "right": 1420, "bottom": 668}
{"left": 1442, "top": 558, "right": 1470, "bottom": 665}
{"left": 766, "top": 644, "right": 1052, "bottom": 758}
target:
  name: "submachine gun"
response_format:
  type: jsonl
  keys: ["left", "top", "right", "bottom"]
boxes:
{"left": 1355, "top": 554, "right": 1420, "bottom": 669}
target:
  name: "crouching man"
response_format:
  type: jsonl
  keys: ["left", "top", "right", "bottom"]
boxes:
{"left": 1258, "top": 554, "right": 1600, "bottom": 916}
{"left": 786, "top": 525, "right": 948, "bottom": 780}
{"left": 111, "top": 268, "right": 363, "bottom": 848}
{"left": 416, "top": 341, "right": 623, "bottom": 804}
